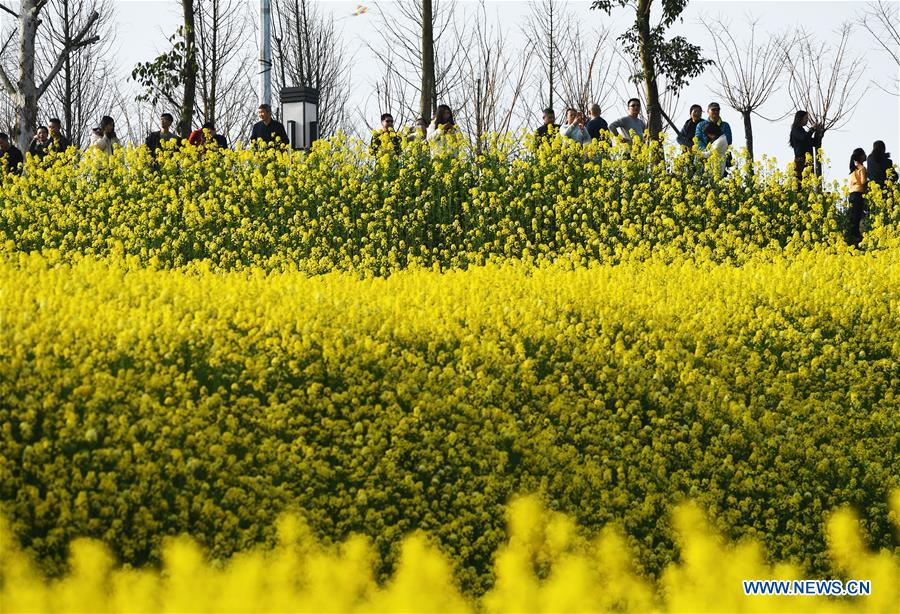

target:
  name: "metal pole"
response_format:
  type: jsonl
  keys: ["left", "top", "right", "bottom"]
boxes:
{"left": 259, "top": 0, "right": 272, "bottom": 107}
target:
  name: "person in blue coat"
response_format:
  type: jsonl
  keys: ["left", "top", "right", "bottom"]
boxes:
{"left": 560, "top": 108, "right": 591, "bottom": 145}
{"left": 695, "top": 102, "right": 732, "bottom": 149}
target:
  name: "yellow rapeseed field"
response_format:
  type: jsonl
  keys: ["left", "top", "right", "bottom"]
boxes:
{"left": 2, "top": 493, "right": 898, "bottom": 612}
{"left": 1, "top": 137, "right": 898, "bottom": 611}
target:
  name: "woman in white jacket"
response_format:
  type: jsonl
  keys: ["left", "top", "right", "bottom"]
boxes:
{"left": 427, "top": 104, "right": 460, "bottom": 155}
{"left": 90, "top": 116, "right": 121, "bottom": 155}
{"left": 701, "top": 121, "right": 729, "bottom": 178}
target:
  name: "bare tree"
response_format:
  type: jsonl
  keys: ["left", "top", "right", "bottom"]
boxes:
{"left": 701, "top": 15, "right": 787, "bottom": 161}
{"left": 521, "top": 0, "right": 619, "bottom": 131}
{"left": 453, "top": 1, "right": 532, "bottom": 146}
{"left": 367, "top": 0, "right": 464, "bottom": 126}
{"left": 180, "top": 0, "right": 198, "bottom": 137}
{"left": 195, "top": 0, "right": 255, "bottom": 141}
{"left": 0, "top": 0, "right": 102, "bottom": 150}
{"left": 522, "top": 0, "right": 568, "bottom": 113}
{"left": 134, "top": 0, "right": 254, "bottom": 141}
{"left": 271, "top": 0, "right": 351, "bottom": 137}
{"left": 857, "top": 0, "right": 899, "bottom": 95}
{"left": 40, "top": 0, "right": 115, "bottom": 148}
{"left": 556, "top": 24, "right": 618, "bottom": 115}
{"left": 132, "top": 0, "right": 199, "bottom": 137}
{"left": 109, "top": 81, "right": 150, "bottom": 144}
{"left": 783, "top": 25, "right": 868, "bottom": 173}
{"left": 369, "top": 50, "right": 415, "bottom": 129}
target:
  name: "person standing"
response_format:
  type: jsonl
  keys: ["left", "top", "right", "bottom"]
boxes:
{"left": 677, "top": 104, "right": 703, "bottom": 149}
{"left": 585, "top": 103, "right": 609, "bottom": 141}
{"left": 370, "top": 113, "right": 402, "bottom": 156}
{"left": 251, "top": 104, "right": 289, "bottom": 147}
{"left": 695, "top": 102, "right": 732, "bottom": 149}
{"left": 188, "top": 122, "right": 228, "bottom": 149}
{"left": 535, "top": 108, "right": 559, "bottom": 142}
{"left": 206, "top": 122, "right": 228, "bottom": 148}
{"left": 789, "top": 110, "right": 822, "bottom": 180}
{"left": 847, "top": 147, "right": 868, "bottom": 246}
{"left": 560, "top": 108, "right": 591, "bottom": 145}
{"left": 28, "top": 126, "right": 50, "bottom": 160}
{"left": 46, "top": 118, "right": 71, "bottom": 153}
{"left": 608, "top": 99, "right": 646, "bottom": 144}
{"left": 91, "top": 116, "right": 120, "bottom": 155}
{"left": 700, "top": 122, "right": 729, "bottom": 178}
{"left": 412, "top": 117, "right": 428, "bottom": 140}
{"left": 427, "top": 104, "right": 460, "bottom": 154}
{"left": 145, "top": 113, "right": 180, "bottom": 153}
{"left": 866, "top": 141, "right": 895, "bottom": 187}
{"left": 0, "top": 133, "right": 24, "bottom": 176}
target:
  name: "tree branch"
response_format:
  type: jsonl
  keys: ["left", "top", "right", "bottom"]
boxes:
{"left": 38, "top": 10, "right": 101, "bottom": 97}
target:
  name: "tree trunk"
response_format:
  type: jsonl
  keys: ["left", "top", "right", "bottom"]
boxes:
{"left": 636, "top": 0, "right": 661, "bottom": 137}
{"left": 420, "top": 0, "right": 435, "bottom": 125}
{"left": 742, "top": 110, "right": 754, "bottom": 163}
{"left": 548, "top": 0, "right": 554, "bottom": 111}
{"left": 475, "top": 77, "right": 482, "bottom": 154}
{"left": 179, "top": 0, "right": 198, "bottom": 137}
{"left": 63, "top": 0, "right": 73, "bottom": 140}
{"left": 209, "top": 0, "right": 219, "bottom": 125}
{"left": 15, "top": 0, "right": 41, "bottom": 152}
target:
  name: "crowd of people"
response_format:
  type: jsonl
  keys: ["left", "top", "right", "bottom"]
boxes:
{"left": 532, "top": 98, "right": 894, "bottom": 245}
{"left": 0, "top": 103, "right": 290, "bottom": 174}
{"left": 0, "top": 98, "right": 894, "bottom": 246}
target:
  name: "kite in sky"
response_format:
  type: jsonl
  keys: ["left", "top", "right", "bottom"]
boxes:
{"left": 353, "top": 4, "right": 369, "bottom": 16}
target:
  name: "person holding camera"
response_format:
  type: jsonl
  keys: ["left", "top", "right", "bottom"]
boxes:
{"left": 90, "top": 116, "right": 120, "bottom": 155}
{"left": 560, "top": 108, "right": 591, "bottom": 146}
{"left": 427, "top": 104, "right": 460, "bottom": 155}
{"left": 789, "top": 110, "right": 822, "bottom": 180}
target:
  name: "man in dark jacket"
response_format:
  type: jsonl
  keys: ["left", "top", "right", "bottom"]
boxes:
{"left": 0, "top": 133, "right": 24, "bottom": 176}
{"left": 46, "top": 118, "right": 72, "bottom": 153}
{"left": 251, "top": 104, "right": 289, "bottom": 147}
{"left": 204, "top": 122, "right": 229, "bottom": 149}
{"left": 535, "top": 108, "right": 559, "bottom": 142}
{"left": 585, "top": 103, "right": 608, "bottom": 140}
{"left": 28, "top": 126, "right": 50, "bottom": 159}
{"left": 867, "top": 141, "right": 895, "bottom": 187}
{"left": 370, "top": 113, "right": 402, "bottom": 156}
{"left": 145, "top": 113, "right": 180, "bottom": 153}
{"left": 677, "top": 105, "right": 703, "bottom": 149}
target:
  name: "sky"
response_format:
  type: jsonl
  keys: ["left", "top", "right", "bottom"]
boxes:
{"left": 81, "top": 1, "right": 900, "bottom": 178}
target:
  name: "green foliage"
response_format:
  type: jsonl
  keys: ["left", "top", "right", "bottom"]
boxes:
{"left": 591, "top": 0, "right": 712, "bottom": 95}
{"left": 131, "top": 28, "right": 188, "bottom": 110}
